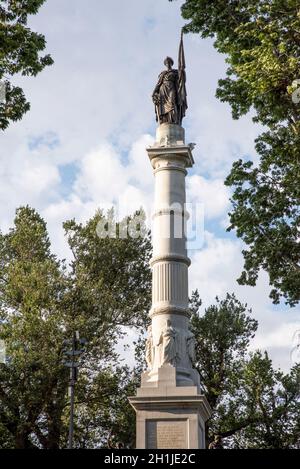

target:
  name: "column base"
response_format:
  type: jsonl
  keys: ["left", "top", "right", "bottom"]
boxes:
{"left": 129, "top": 365, "right": 211, "bottom": 449}
{"left": 141, "top": 363, "right": 200, "bottom": 388}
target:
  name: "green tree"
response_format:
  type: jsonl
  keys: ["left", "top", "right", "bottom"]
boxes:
{"left": 1, "top": 207, "right": 298, "bottom": 449}
{"left": 0, "top": 206, "right": 68, "bottom": 448}
{"left": 231, "top": 352, "right": 300, "bottom": 449}
{"left": 190, "top": 292, "right": 258, "bottom": 447}
{"left": 189, "top": 292, "right": 300, "bottom": 448}
{"left": 171, "top": 0, "right": 300, "bottom": 306}
{"left": 0, "top": 206, "right": 151, "bottom": 448}
{"left": 0, "top": 0, "right": 53, "bottom": 130}
{"left": 70, "top": 365, "right": 139, "bottom": 449}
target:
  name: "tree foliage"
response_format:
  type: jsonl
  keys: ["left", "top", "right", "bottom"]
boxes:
{"left": 171, "top": 0, "right": 300, "bottom": 306}
{"left": 0, "top": 207, "right": 298, "bottom": 449}
{"left": 133, "top": 291, "right": 300, "bottom": 448}
{"left": 232, "top": 352, "right": 300, "bottom": 449}
{"left": 0, "top": 206, "right": 151, "bottom": 448}
{"left": 0, "top": 0, "right": 53, "bottom": 130}
{"left": 189, "top": 292, "right": 300, "bottom": 448}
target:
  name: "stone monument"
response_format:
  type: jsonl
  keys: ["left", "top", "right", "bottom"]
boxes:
{"left": 129, "top": 32, "right": 211, "bottom": 449}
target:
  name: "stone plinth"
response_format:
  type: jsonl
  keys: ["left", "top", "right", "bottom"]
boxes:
{"left": 129, "top": 365, "right": 211, "bottom": 449}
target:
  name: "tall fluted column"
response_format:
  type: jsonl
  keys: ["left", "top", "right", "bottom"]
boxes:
{"left": 129, "top": 124, "right": 211, "bottom": 449}
{"left": 146, "top": 123, "right": 197, "bottom": 386}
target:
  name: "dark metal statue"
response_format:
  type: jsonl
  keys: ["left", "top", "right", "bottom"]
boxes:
{"left": 152, "top": 31, "right": 188, "bottom": 126}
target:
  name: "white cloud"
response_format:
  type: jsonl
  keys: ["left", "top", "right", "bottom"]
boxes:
{"left": 251, "top": 322, "right": 300, "bottom": 352}
{"left": 39, "top": 135, "right": 155, "bottom": 260}
{"left": 190, "top": 232, "right": 242, "bottom": 304}
{"left": 189, "top": 231, "right": 300, "bottom": 371}
{"left": 187, "top": 174, "right": 230, "bottom": 220}
{"left": 0, "top": 0, "right": 298, "bottom": 373}
{"left": 74, "top": 144, "right": 128, "bottom": 202}
{"left": 127, "top": 134, "right": 155, "bottom": 190}
{"left": 42, "top": 196, "right": 98, "bottom": 262}
{"left": 0, "top": 143, "right": 61, "bottom": 233}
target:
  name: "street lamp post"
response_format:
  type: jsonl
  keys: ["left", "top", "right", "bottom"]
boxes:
{"left": 63, "top": 331, "right": 86, "bottom": 449}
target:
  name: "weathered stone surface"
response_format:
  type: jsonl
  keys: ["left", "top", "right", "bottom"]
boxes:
{"left": 146, "top": 420, "right": 187, "bottom": 449}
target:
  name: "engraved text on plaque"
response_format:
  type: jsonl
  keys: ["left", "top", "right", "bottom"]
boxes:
{"left": 146, "top": 420, "right": 187, "bottom": 449}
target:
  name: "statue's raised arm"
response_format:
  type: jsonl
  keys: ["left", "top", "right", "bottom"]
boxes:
{"left": 152, "top": 31, "right": 188, "bottom": 126}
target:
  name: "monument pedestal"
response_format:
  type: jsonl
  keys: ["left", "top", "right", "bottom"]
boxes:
{"left": 129, "top": 365, "right": 211, "bottom": 449}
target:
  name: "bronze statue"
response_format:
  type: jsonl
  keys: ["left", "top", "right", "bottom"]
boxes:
{"left": 152, "top": 32, "right": 188, "bottom": 126}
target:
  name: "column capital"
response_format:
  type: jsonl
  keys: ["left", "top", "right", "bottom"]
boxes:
{"left": 147, "top": 144, "right": 195, "bottom": 169}
{"left": 150, "top": 253, "right": 191, "bottom": 267}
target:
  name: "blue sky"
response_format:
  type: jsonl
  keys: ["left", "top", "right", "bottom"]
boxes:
{"left": 0, "top": 0, "right": 299, "bottom": 370}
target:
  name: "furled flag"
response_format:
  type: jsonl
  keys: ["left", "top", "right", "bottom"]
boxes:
{"left": 178, "top": 30, "right": 188, "bottom": 124}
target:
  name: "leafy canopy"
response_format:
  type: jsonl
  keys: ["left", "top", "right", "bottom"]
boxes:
{"left": 189, "top": 291, "right": 300, "bottom": 448}
{"left": 0, "top": 0, "right": 53, "bottom": 130}
{"left": 0, "top": 206, "right": 151, "bottom": 448}
{"left": 171, "top": 0, "right": 300, "bottom": 306}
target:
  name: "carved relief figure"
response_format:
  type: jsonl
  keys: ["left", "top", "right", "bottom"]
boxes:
{"left": 157, "top": 319, "right": 177, "bottom": 366}
{"left": 186, "top": 330, "right": 196, "bottom": 364}
{"left": 145, "top": 325, "right": 154, "bottom": 369}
